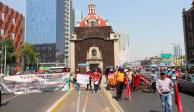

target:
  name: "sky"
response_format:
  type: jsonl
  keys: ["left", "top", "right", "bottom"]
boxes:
{"left": 0, "top": 0, "right": 193, "bottom": 61}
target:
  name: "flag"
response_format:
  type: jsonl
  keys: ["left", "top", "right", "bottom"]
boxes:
{"left": 174, "top": 83, "right": 182, "bottom": 112}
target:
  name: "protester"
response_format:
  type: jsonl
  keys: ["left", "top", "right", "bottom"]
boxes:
{"left": 92, "top": 68, "right": 101, "bottom": 92}
{"left": 151, "top": 70, "right": 157, "bottom": 93}
{"left": 124, "top": 69, "right": 132, "bottom": 100}
{"left": 127, "top": 68, "right": 133, "bottom": 88}
{"left": 165, "top": 68, "right": 172, "bottom": 78}
{"left": 175, "top": 69, "right": 181, "bottom": 79}
{"left": 105, "top": 68, "right": 110, "bottom": 82}
{"left": 156, "top": 72, "right": 174, "bottom": 112}
{"left": 115, "top": 67, "right": 125, "bottom": 101}
{"left": 171, "top": 69, "right": 177, "bottom": 83}
{"left": 73, "top": 73, "right": 80, "bottom": 91}
{"left": 132, "top": 71, "right": 141, "bottom": 91}
{"left": 107, "top": 68, "right": 116, "bottom": 90}
{"left": 86, "top": 70, "right": 92, "bottom": 91}
{"left": 97, "top": 68, "right": 102, "bottom": 90}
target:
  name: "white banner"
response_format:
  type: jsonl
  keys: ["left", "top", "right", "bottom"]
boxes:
{"left": 77, "top": 74, "right": 89, "bottom": 85}
{"left": 2, "top": 73, "right": 70, "bottom": 94}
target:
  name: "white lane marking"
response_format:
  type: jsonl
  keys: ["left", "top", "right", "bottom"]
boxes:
{"left": 82, "top": 91, "right": 89, "bottom": 112}
{"left": 76, "top": 90, "right": 81, "bottom": 112}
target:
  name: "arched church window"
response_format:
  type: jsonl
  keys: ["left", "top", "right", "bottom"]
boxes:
{"left": 92, "top": 49, "right": 97, "bottom": 56}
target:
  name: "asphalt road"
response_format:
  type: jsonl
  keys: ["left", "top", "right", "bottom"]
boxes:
{"left": 0, "top": 91, "right": 65, "bottom": 112}
{"left": 108, "top": 71, "right": 194, "bottom": 112}
{"left": 58, "top": 88, "right": 113, "bottom": 112}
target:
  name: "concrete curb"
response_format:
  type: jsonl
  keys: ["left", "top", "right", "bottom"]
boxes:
{"left": 46, "top": 88, "right": 74, "bottom": 112}
{"left": 102, "top": 88, "right": 124, "bottom": 112}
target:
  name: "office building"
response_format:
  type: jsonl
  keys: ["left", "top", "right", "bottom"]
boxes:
{"left": 64, "top": 0, "right": 74, "bottom": 67}
{"left": 183, "top": 1, "right": 194, "bottom": 65}
{"left": 74, "top": 10, "right": 82, "bottom": 27}
{"left": 26, "top": 0, "right": 65, "bottom": 65}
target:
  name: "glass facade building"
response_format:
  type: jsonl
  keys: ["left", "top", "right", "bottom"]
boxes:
{"left": 74, "top": 10, "right": 82, "bottom": 27}
{"left": 26, "top": 0, "right": 65, "bottom": 64}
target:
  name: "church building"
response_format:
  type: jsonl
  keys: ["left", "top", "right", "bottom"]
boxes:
{"left": 70, "top": 1, "right": 120, "bottom": 73}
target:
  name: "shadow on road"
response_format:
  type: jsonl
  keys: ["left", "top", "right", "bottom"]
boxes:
{"left": 0, "top": 100, "right": 9, "bottom": 107}
{"left": 149, "top": 110, "right": 161, "bottom": 112}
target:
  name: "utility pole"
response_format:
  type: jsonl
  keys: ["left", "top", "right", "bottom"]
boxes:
{"left": 4, "top": 45, "right": 6, "bottom": 76}
{"left": 0, "top": 39, "right": 3, "bottom": 75}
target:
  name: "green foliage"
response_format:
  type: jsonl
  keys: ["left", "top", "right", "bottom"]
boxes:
{"left": 0, "top": 38, "right": 17, "bottom": 65}
{"left": 18, "top": 43, "right": 39, "bottom": 69}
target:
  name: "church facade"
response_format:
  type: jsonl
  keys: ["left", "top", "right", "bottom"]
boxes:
{"left": 70, "top": 2, "right": 120, "bottom": 73}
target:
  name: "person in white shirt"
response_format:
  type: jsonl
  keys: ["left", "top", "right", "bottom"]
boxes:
{"left": 156, "top": 72, "right": 174, "bottom": 112}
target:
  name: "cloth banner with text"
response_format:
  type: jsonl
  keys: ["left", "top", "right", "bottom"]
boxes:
{"left": 2, "top": 73, "right": 70, "bottom": 94}
{"left": 77, "top": 74, "right": 89, "bottom": 85}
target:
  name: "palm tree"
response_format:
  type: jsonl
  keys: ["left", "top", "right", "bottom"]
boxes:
{"left": 17, "top": 43, "right": 39, "bottom": 71}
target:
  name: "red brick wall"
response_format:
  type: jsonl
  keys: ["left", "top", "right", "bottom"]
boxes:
{"left": 74, "top": 26, "right": 115, "bottom": 72}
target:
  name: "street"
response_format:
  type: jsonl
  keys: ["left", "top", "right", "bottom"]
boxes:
{"left": 57, "top": 88, "right": 113, "bottom": 112}
{"left": 0, "top": 91, "right": 65, "bottom": 112}
{"left": 108, "top": 71, "right": 194, "bottom": 112}
{"left": 1, "top": 72, "right": 194, "bottom": 112}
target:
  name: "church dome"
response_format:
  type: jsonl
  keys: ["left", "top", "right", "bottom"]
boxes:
{"left": 79, "top": 1, "right": 108, "bottom": 27}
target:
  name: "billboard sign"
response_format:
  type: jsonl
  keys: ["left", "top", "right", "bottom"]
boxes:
{"left": 160, "top": 53, "right": 172, "bottom": 59}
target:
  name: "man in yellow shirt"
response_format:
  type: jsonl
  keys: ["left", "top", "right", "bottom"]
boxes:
{"left": 116, "top": 67, "right": 125, "bottom": 101}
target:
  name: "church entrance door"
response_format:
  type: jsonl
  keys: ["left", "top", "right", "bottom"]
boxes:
{"left": 90, "top": 64, "right": 99, "bottom": 72}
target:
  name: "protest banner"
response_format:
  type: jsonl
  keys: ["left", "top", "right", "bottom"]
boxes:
{"left": 77, "top": 74, "right": 89, "bottom": 85}
{"left": 2, "top": 73, "right": 70, "bottom": 94}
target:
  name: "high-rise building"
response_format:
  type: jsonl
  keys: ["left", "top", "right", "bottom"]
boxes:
{"left": 74, "top": 10, "right": 83, "bottom": 27}
{"left": 0, "top": 2, "right": 24, "bottom": 52}
{"left": 64, "top": 0, "right": 73, "bottom": 67}
{"left": 173, "top": 44, "right": 181, "bottom": 58}
{"left": 118, "top": 33, "right": 129, "bottom": 52}
{"left": 26, "top": 0, "right": 65, "bottom": 65}
{"left": 182, "top": 1, "right": 194, "bottom": 65}
{"left": 118, "top": 33, "right": 130, "bottom": 65}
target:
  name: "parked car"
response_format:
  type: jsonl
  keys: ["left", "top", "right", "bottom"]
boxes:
{"left": 177, "top": 74, "right": 194, "bottom": 95}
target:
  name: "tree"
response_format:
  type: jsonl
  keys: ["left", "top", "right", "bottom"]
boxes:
{"left": 0, "top": 38, "right": 17, "bottom": 65}
{"left": 17, "top": 43, "right": 39, "bottom": 70}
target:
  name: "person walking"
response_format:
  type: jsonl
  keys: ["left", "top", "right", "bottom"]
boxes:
{"left": 107, "top": 68, "right": 116, "bottom": 90}
{"left": 151, "top": 70, "right": 157, "bottom": 93}
{"left": 156, "top": 72, "right": 174, "bottom": 112}
{"left": 171, "top": 69, "right": 177, "bottom": 84}
{"left": 115, "top": 67, "right": 125, "bottom": 101}
{"left": 127, "top": 68, "right": 133, "bottom": 89}
{"left": 132, "top": 71, "right": 141, "bottom": 91}
{"left": 92, "top": 68, "right": 100, "bottom": 92}
{"left": 124, "top": 69, "right": 132, "bottom": 100}
{"left": 86, "top": 70, "right": 92, "bottom": 90}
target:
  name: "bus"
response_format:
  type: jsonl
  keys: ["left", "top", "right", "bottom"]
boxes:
{"left": 49, "top": 67, "right": 70, "bottom": 73}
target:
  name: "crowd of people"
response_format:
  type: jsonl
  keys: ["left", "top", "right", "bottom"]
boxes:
{"left": 73, "top": 68, "right": 103, "bottom": 93}
{"left": 72, "top": 66, "right": 183, "bottom": 112}
{"left": 105, "top": 66, "right": 183, "bottom": 112}
{"left": 105, "top": 66, "right": 145, "bottom": 101}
